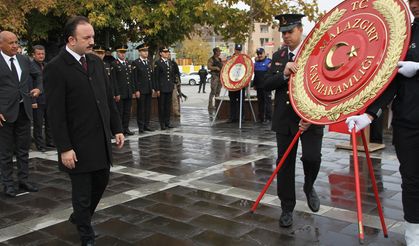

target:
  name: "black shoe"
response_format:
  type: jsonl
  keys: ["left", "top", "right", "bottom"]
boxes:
{"left": 144, "top": 127, "right": 154, "bottom": 132}
{"left": 165, "top": 125, "right": 174, "bottom": 128}
{"left": 161, "top": 126, "right": 166, "bottom": 130}
{"left": 138, "top": 129, "right": 144, "bottom": 134}
{"left": 124, "top": 130, "right": 134, "bottom": 136}
{"left": 19, "top": 182, "right": 38, "bottom": 192}
{"left": 82, "top": 239, "right": 95, "bottom": 246}
{"left": 68, "top": 213, "right": 76, "bottom": 224}
{"left": 203, "top": 91, "right": 206, "bottom": 93}
{"left": 4, "top": 186, "right": 16, "bottom": 197}
{"left": 279, "top": 211, "right": 293, "bottom": 227}
{"left": 305, "top": 188, "right": 320, "bottom": 212}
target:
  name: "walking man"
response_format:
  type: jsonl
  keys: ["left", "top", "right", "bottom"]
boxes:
{"left": 44, "top": 16, "right": 124, "bottom": 246}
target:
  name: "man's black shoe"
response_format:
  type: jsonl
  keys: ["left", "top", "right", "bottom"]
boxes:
{"left": 138, "top": 129, "right": 144, "bottom": 134}
{"left": 124, "top": 130, "right": 134, "bottom": 136}
{"left": 82, "top": 239, "right": 95, "bottom": 246}
{"left": 161, "top": 126, "right": 166, "bottom": 130}
{"left": 19, "top": 182, "right": 38, "bottom": 192}
{"left": 144, "top": 127, "right": 154, "bottom": 132}
{"left": 4, "top": 186, "right": 16, "bottom": 197}
{"left": 279, "top": 211, "right": 293, "bottom": 228}
{"left": 165, "top": 125, "right": 174, "bottom": 128}
{"left": 305, "top": 188, "right": 320, "bottom": 212}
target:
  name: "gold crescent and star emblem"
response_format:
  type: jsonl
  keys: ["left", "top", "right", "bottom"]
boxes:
{"left": 324, "top": 42, "right": 359, "bottom": 71}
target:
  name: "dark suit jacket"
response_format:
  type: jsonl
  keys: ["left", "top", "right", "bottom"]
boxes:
{"left": 32, "top": 61, "right": 46, "bottom": 105}
{"left": 110, "top": 59, "right": 135, "bottom": 99}
{"left": 0, "top": 54, "right": 42, "bottom": 122}
{"left": 132, "top": 59, "right": 153, "bottom": 94}
{"left": 154, "top": 58, "right": 175, "bottom": 93}
{"left": 44, "top": 48, "right": 123, "bottom": 173}
{"left": 264, "top": 47, "right": 323, "bottom": 134}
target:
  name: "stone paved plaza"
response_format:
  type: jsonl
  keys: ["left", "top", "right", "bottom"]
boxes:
{"left": 0, "top": 87, "right": 407, "bottom": 245}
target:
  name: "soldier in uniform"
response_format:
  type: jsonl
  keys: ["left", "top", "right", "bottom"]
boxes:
{"left": 207, "top": 47, "right": 223, "bottom": 115}
{"left": 346, "top": 0, "right": 419, "bottom": 243}
{"left": 110, "top": 45, "right": 135, "bottom": 136}
{"left": 103, "top": 47, "right": 115, "bottom": 64}
{"left": 132, "top": 44, "right": 154, "bottom": 133}
{"left": 154, "top": 47, "right": 176, "bottom": 130}
{"left": 264, "top": 14, "right": 323, "bottom": 228}
{"left": 93, "top": 45, "right": 111, "bottom": 78}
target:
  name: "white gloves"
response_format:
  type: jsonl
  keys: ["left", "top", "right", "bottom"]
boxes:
{"left": 398, "top": 61, "right": 419, "bottom": 78}
{"left": 345, "top": 113, "right": 372, "bottom": 133}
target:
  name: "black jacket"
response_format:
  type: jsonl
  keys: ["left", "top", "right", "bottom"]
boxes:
{"left": 0, "top": 53, "right": 42, "bottom": 122}
{"left": 44, "top": 48, "right": 123, "bottom": 173}
{"left": 32, "top": 61, "right": 46, "bottom": 105}
{"left": 132, "top": 58, "right": 154, "bottom": 94}
{"left": 154, "top": 58, "right": 176, "bottom": 93}
{"left": 198, "top": 68, "right": 208, "bottom": 82}
{"left": 110, "top": 59, "right": 135, "bottom": 99}
{"left": 264, "top": 47, "right": 323, "bottom": 134}
{"left": 367, "top": 19, "right": 419, "bottom": 129}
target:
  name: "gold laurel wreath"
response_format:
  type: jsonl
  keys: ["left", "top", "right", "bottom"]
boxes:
{"left": 221, "top": 55, "right": 254, "bottom": 91}
{"left": 292, "top": 0, "right": 407, "bottom": 121}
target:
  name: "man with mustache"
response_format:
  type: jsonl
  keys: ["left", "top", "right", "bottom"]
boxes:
{"left": 44, "top": 16, "right": 124, "bottom": 246}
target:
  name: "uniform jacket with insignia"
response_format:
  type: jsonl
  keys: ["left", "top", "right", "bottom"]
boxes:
{"left": 132, "top": 58, "right": 154, "bottom": 95}
{"left": 264, "top": 47, "right": 323, "bottom": 134}
{"left": 110, "top": 59, "right": 135, "bottom": 99}
{"left": 154, "top": 58, "right": 176, "bottom": 93}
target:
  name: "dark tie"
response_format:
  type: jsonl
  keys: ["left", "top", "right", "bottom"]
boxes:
{"left": 288, "top": 52, "right": 295, "bottom": 61}
{"left": 165, "top": 60, "right": 169, "bottom": 67}
{"left": 144, "top": 60, "right": 148, "bottom": 66}
{"left": 80, "top": 56, "right": 88, "bottom": 72}
{"left": 9, "top": 57, "right": 19, "bottom": 82}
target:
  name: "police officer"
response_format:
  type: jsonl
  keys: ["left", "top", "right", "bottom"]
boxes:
{"left": 154, "top": 47, "right": 176, "bottom": 130}
{"left": 253, "top": 47, "right": 272, "bottom": 123}
{"left": 198, "top": 65, "right": 208, "bottom": 93}
{"left": 346, "top": 1, "right": 419, "bottom": 244}
{"left": 132, "top": 44, "right": 154, "bottom": 133}
{"left": 264, "top": 14, "right": 323, "bottom": 227}
{"left": 228, "top": 44, "right": 246, "bottom": 123}
{"left": 110, "top": 45, "right": 135, "bottom": 136}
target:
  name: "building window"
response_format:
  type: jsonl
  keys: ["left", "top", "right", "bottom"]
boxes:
{"left": 260, "top": 38, "right": 269, "bottom": 46}
{"left": 260, "top": 25, "right": 269, "bottom": 33}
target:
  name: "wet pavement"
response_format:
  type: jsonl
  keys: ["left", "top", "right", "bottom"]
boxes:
{"left": 0, "top": 88, "right": 407, "bottom": 245}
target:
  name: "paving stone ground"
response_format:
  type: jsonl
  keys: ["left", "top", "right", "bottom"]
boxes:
{"left": 0, "top": 86, "right": 406, "bottom": 245}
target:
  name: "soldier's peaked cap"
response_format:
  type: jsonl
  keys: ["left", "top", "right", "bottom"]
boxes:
{"left": 275, "top": 14, "right": 305, "bottom": 32}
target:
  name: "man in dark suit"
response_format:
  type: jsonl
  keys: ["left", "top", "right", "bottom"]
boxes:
{"left": 43, "top": 16, "right": 124, "bottom": 246}
{"left": 154, "top": 47, "right": 176, "bottom": 130}
{"left": 31, "top": 45, "right": 54, "bottom": 152}
{"left": 0, "top": 31, "right": 42, "bottom": 197}
{"left": 111, "top": 45, "right": 135, "bottom": 136}
{"left": 132, "top": 43, "right": 154, "bottom": 133}
{"left": 264, "top": 14, "right": 324, "bottom": 228}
